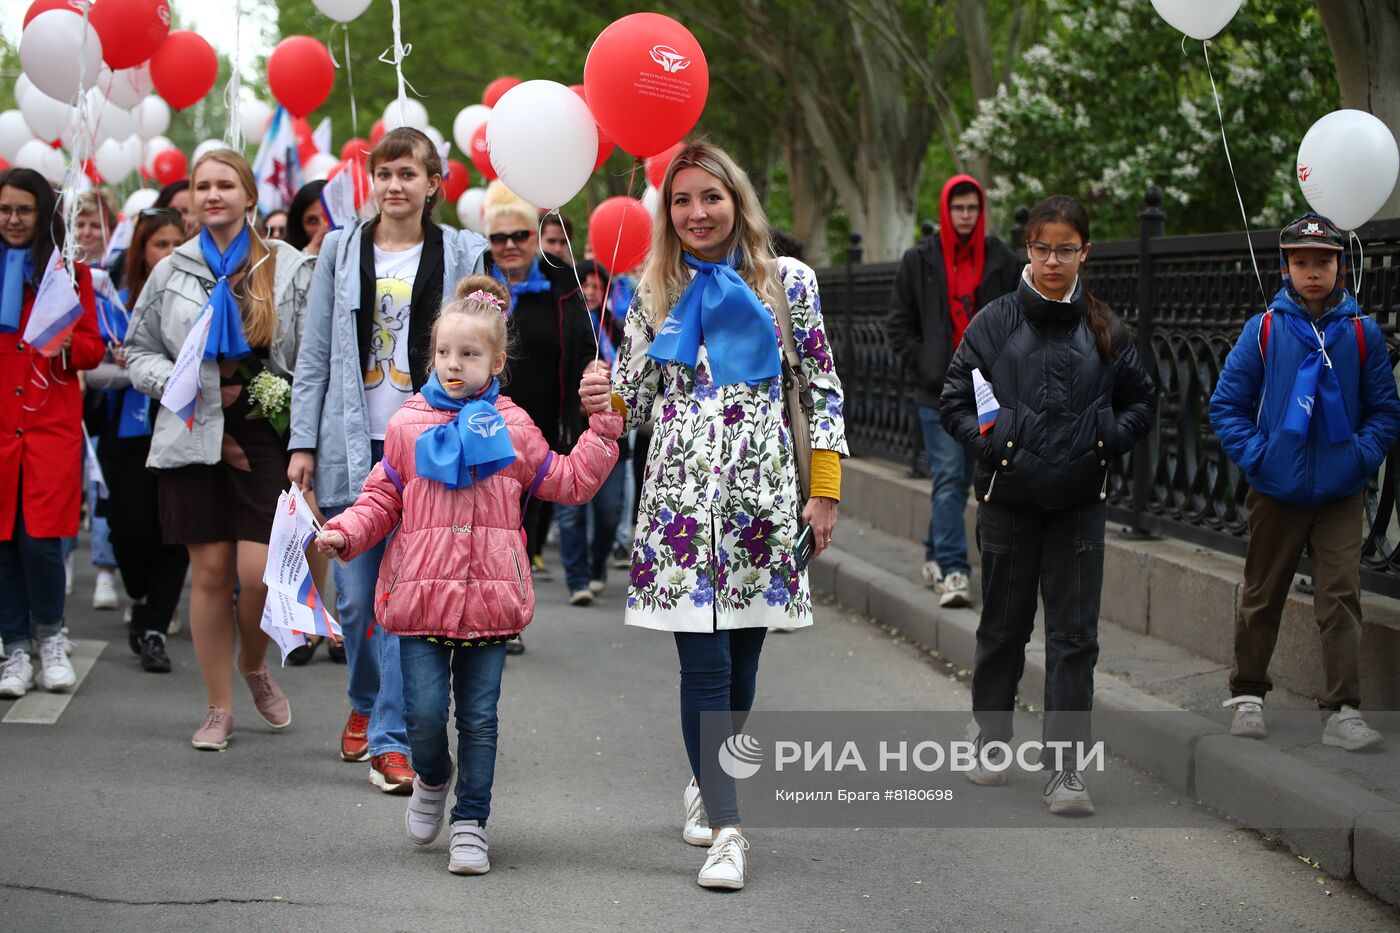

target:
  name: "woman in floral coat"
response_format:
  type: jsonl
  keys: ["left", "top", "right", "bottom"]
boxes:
{"left": 611, "top": 142, "right": 846, "bottom": 890}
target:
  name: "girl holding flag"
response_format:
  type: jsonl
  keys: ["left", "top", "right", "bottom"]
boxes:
{"left": 0, "top": 168, "right": 104, "bottom": 701}
{"left": 125, "top": 151, "right": 315, "bottom": 751}
{"left": 316, "top": 275, "right": 620, "bottom": 876}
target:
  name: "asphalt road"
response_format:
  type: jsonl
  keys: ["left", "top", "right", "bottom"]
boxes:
{"left": 2, "top": 555, "right": 1398, "bottom": 933}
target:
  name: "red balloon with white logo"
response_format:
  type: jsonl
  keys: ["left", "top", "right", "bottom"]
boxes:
{"left": 583, "top": 13, "right": 708, "bottom": 158}
{"left": 469, "top": 123, "right": 496, "bottom": 182}
{"left": 340, "top": 138, "right": 370, "bottom": 164}
{"left": 90, "top": 0, "right": 171, "bottom": 69}
{"left": 152, "top": 147, "right": 186, "bottom": 185}
{"left": 589, "top": 197, "right": 652, "bottom": 275}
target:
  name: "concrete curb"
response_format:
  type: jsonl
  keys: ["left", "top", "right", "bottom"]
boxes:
{"left": 811, "top": 542, "right": 1400, "bottom": 908}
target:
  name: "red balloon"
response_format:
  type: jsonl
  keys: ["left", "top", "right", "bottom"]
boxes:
{"left": 483, "top": 77, "right": 522, "bottom": 109}
{"left": 589, "top": 197, "right": 652, "bottom": 275}
{"left": 469, "top": 124, "right": 496, "bottom": 182}
{"left": 0, "top": 157, "right": 11, "bottom": 173}
{"left": 150, "top": 31, "right": 217, "bottom": 111}
{"left": 370, "top": 119, "right": 386, "bottom": 144}
{"left": 442, "top": 159, "right": 470, "bottom": 203}
{"left": 267, "top": 36, "right": 335, "bottom": 119}
{"left": 91, "top": 0, "right": 171, "bottom": 69}
{"left": 584, "top": 13, "right": 709, "bottom": 158}
{"left": 152, "top": 148, "right": 187, "bottom": 186}
{"left": 570, "top": 83, "right": 615, "bottom": 172}
{"left": 24, "top": 0, "right": 83, "bottom": 29}
{"left": 645, "top": 142, "right": 685, "bottom": 189}
{"left": 340, "top": 137, "right": 370, "bottom": 163}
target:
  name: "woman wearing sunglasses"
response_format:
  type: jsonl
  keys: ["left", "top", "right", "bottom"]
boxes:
{"left": 482, "top": 182, "right": 595, "bottom": 613}
{"left": 288, "top": 128, "right": 490, "bottom": 793}
{"left": 84, "top": 209, "right": 191, "bottom": 673}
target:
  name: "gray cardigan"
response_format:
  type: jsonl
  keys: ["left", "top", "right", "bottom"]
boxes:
{"left": 288, "top": 221, "right": 489, "bottom": 510}
{"left": 125, "top": 237, "right": 315, "bottom": 470}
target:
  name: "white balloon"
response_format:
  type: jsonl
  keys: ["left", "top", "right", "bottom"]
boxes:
{"left": 194, "top": 139, "right": 227, "bottom": 163}
{"left": 94, "top": 137, "right": 133, "bottom": 184}
{"left": 240, "top": 100, "right": 275, "bottom": 146}
{"left": 1149, "top": 0, "right": 1244, "bottom": 41}
{"left": 89, "top": 90, "right": 136, "bottom": 144}
{"left": 16, "top": 138, "right": 66, "bottom": 184}
{"left": 312, "top": 0, "right": 373, "bottom": 23}
{"left": 486, "top": 81, "right": 598, "bottom": 210}
{"left": 15, "top": 74, "right": 36, "bottom": 106}
{"left": 0, "top": 111, "right": 37, "bottom": 162}
{"left": 425, "top": 125, "right": 446, "bottom": 152}
{"left": 457, "top": 187, "right": 487, "bottom": 234}
{"left": 383, "top": 98, "right": 430, "bottom": 133}
{"left": 305, "top": 152, "right": 340, "bottom": 181}
{"left": 143, "top": 135, "right": 175, "bottom": 173}
{"left": 121, "top": 134, "right": 144, "bottom": 175}
{"left": 20, "top": 10, "right": 104, "bottom": 102}
{"left": 123, "top": 188, "right": 160, "bottom": 217}
{"left": 101, "top": 63, "right": 154, "bottom": 111}
{"left": 19, "top": 84, "right": 71, "bottom": 142}
{"left": 452, "top": 104, "right": 491, "bottom": 155}
{"left": 641, "top": 184, "right": 662, "bottom": 218}
{"left": 1296, "top": 110, "right": 1400, "bottom": 231}
{"left": 134, "top": 96, "right": 171, "bottom": 141}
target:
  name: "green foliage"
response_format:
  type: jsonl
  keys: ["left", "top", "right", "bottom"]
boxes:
{"left": 960, "top": 0, "right": 1339, "bottom": 239}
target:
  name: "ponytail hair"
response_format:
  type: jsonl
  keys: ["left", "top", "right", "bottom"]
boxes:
{"left": 1025, "top": 195, "right": 1119, "bottom": 362}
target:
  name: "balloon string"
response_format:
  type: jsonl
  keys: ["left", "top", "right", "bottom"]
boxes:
{"left": 1202, "top": 39, "right": 1266, "bottom": 306}
{"left": 225, "top": 0, "right": 244, "bottom": 152}
{"left": 599, "top": 158, "right": 643, "bottom": 347}
{"left": 345, "top": 26, "right": 359, "bottom": 140}
{"left": 1350, "top": 230, "right": 1364, "bottom": 296}
{"left": 539, "top": 210, "right": 602, "bottom": 365}
{"left": 380, "top": 0, "right": 422, "bottom": 106}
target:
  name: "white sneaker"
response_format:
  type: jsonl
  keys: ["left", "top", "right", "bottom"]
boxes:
{"left": 1322, "top": 707, "right": 1384, "bottom": 751}
{"left": 568, "top": 589, "right": 594, "bottom": 606}
{"left": 963, "top": 720, "right": 1008, "bottom": 786}
{"left": 58, "top": 626, "right": 74, "bottom": 656}
{"left": 36, "top": 635, "right": 76, "bottom": 692}
{"left": 405, "top": 775, "right": 451, "bottom": 846}
{"left": 92, "top": 570, "right": 120, "bottom": 610}
{"left": 448, "top": 820, "right": 490, "bottom": 874}
{"left": 920, "top": 560, "right": 943, "bottom": 591}
{"left": 697, "top": 827, "right": 749, "bottom": 890}
{"left": 683, "top": 779, "right": 711, "bottom": 846}
{"left": 939, "top": 571, "right": 972, "bottom": 608}
{"left": 0, "top": 650, "right": 35, "bottom": 699}
{"left": 1043, "top": 770, "right": 1095, "bottom": 816}
{"left": 1224, "top": 695, "right": 1267, "bottom": 738}
{"left": 588, "top": 579, "right": 606, "bottom": 596}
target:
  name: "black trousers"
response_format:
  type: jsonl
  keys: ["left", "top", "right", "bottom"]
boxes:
{"left": 972, "top": 500, "right": 1105, "bottom": 766}
{"left": 98, "top": 434, "right": 189, "bottom": 635}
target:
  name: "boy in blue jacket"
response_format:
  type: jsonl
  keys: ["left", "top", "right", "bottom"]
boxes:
{"left": 1210, "top": 213, "right": 1399, "bottom": 750}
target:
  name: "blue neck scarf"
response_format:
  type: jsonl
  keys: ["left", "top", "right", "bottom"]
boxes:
{"left": 646, "top": 252, "right": 781, "bottom": 387}
{"left": 0, "top": 245, "right": 34, "bottom": 334}
{"left": 415, "top": 375, "right": 517, "bottom": 489}
{"left": 590, "top": 308, "right": 616, "bottom": 366}
{"left": 491, "top": 259, "right": 552, "bottom": 317}
{"left": 199, "top": 225, "right": 253, "bottom": 360}
{"left": 1272, "top": 288, "right": 1357, "bottom": 444}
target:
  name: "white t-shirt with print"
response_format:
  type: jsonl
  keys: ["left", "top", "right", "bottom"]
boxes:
{"left": 365, "top": 242, "right": 424, "bottom": 440}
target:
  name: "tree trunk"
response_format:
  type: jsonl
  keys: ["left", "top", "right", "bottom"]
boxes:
{"left": 1316, "top": 0, "right": 1400, "bottom": 218}
{"left": 782, "top": 129, "right": 833, "bottom": 266}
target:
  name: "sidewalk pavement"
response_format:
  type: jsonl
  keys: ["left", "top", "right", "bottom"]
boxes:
{"left": 812, "top": 518, "right": 1400, "bottom": 908}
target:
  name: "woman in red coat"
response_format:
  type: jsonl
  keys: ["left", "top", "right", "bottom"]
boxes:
{"left": 0, "top": 168, "right": 104, "bottom": 700}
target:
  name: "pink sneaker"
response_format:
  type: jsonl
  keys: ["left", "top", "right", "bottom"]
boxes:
{"left": 242, "top": 668, "right": 292, "bottom": 729}
{"left": 191, "top": 707, "right": 233, "bottom": 751}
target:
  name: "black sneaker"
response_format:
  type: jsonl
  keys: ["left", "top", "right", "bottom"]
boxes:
{"left": 287, "top": 638, "right": 320, "bottom": 666}
{"left": 327, "top": 640, "right": 346, "bottom": 664}
{"left": 611, "top": 545, "right": 630, "bottom": 570}
{"left": 140, "top": 633, "right": 172, "bottom": 674}
{"left": 128, "top": 625, "right": 143, "bottom": 656}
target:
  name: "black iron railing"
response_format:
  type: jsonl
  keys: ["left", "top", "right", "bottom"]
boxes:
{"left": 820, "top": 189, "right": 1400, "bottom": 597}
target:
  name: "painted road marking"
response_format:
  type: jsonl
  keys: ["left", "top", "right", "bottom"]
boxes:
{"left": 3, "top": 639, "right": 106, "bottom": 725}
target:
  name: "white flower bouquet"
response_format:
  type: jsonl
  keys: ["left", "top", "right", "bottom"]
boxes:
{"left": 247, "top": 370, "right": 292, "bottom": 436}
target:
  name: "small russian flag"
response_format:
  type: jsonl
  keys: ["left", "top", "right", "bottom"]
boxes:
{"left": 22, "top": 254, "right": 85, "bottom": 358}
{"left": 160, "top": 303, "right": 214, "bottom": 430}
{"left": 972, "top": 368, "right": 1001, "bottom": 437}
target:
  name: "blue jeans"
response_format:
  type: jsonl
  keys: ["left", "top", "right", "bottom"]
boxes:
{"left": 0, "top": 501, "right": 67, "bottom": 652}
{"left": 325, "top": 441, "right": 409, "bottom": 757}
{"left": 919, "top": 405, "right": 974, "bottom": 574}
{"left": 556, "top": 460, "right": 625, "bottom": 592}
{"left": 675, "top": 628, "right": 767, "bottom": 827}
{"left": 400, "top": 638, "right": 507, "bottom": 824}
{"left": 613, "top": 433, "right": 636, "bottom": 550}
{"left": 89, "top": 478, "right": 116, "bottom": 568}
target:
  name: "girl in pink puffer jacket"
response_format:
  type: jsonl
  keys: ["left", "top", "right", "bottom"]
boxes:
{"left": 317, "top": 275, "right": 620, "bottom": 876}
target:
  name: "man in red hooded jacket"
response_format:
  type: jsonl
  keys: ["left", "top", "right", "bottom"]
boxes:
{"left": 886, "top": 175, "right": 1019, "bottom": 607}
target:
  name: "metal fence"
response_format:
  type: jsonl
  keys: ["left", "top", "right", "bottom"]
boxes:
{"left": 819, "top": 190, "right": 1400, "bottom": 597}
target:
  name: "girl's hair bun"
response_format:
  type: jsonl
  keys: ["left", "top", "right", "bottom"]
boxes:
{"left": 456, "top": 274, "right": 509, "bottom": 304}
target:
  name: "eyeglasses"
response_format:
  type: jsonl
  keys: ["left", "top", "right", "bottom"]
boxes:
{"left": 0, "top": 205, "right": 37, "bottom": 219}
{"left": 489, "top": 230, "right": 535, "bottom": 246}
{"left": 1027, "top": 242, "right": 1085, "bottom": 263}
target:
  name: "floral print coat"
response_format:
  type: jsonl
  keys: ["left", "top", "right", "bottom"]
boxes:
{"left": 612, "top": 258, "right": 847, "bottom": 633}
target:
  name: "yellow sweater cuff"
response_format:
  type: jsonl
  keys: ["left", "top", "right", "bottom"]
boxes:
{"left": 810, "top": 449, "right": 841, "bottom": 502}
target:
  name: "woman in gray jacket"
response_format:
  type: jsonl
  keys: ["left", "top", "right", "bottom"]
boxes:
{"left": 287, "top": 128, "right": 490, "bottom": 794}
{"left": 125, "top": 150, "right": 315, "bottom": 752}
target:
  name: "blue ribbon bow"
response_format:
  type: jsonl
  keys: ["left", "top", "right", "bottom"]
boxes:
{"left": 0, "top": 245, "right": 34, "bottom": 334}
{"left": 646, "top": 252, "right": 781, "bottom": 387}
{"left": 491, "top": 259, "right": 552, "bottom": 317}
{"left": 415, "top": 375, "right": 517, "bottom": 489}
{"left": 1275, "top": 300, "right": 1356, "bottom": 444}
{"left": 199, "top": 225, "right": 254, "bottom": 360}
